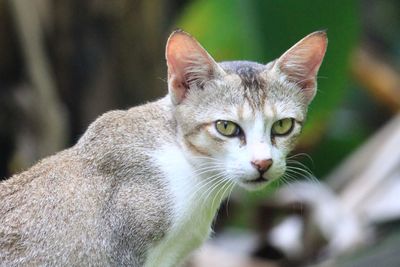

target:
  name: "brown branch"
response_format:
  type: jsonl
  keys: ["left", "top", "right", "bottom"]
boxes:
{"left": 351, "top": 47, "right": 400, "bottom": 112}
{"left": 8, "top": 0, "right": 68, "bottom": 165}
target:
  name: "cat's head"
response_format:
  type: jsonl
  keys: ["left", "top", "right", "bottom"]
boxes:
{"left": 166, "top": 30, "right": 327, "bottom": 190}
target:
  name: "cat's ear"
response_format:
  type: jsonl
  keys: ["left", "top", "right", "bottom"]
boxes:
{"left": 166, "top": 30, "right": 226, "bottom": 105}
{"left": 273, "top": 31, "right": 327, "bottom": 103}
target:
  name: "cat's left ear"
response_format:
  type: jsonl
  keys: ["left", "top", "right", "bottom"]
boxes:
{"left": 272, "top": 31, "right": 327, "bottom": 103}
{"left": 166, "top": 30, "right": 226, "bottom": 105}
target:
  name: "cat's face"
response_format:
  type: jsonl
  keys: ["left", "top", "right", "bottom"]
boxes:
{"left": 166, "top": 30, "right": 327, "bottom": 190}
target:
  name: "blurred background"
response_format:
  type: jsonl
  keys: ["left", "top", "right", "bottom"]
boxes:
{"left": 0, "top": 0, "right": 399, "bottom": 266}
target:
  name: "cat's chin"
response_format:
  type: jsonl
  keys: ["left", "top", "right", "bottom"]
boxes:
{"left": 238, "top": 178, "right": 270, "bottom": 191}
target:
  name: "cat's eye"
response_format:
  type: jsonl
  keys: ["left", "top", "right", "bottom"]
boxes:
{"left": 215, "top": 120, "right": 241, "bottom": 137}
{"left": 271, "top": 118, "right": 294, "bottom": 136}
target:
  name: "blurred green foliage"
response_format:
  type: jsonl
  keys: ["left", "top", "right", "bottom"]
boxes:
{"left": 177, "top": 0, "right": 360, "bottom": 227}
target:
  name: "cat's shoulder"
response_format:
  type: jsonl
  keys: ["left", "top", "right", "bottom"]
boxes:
{"left": 90, "top": 97, "right": 171, "bottom": 129}
{"left": 81, "top": 97, "right": 171, "bottom": 136}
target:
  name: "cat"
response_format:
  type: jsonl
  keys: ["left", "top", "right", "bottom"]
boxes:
{"left": 0, "top": 29, "right": 327, "bottom": 266}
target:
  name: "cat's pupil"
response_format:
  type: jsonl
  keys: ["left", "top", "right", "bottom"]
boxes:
{"left": 223, "top": 121, "right": 228, "bottom": 129}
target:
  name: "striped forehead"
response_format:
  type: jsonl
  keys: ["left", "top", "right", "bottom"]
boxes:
{"left": 237, "top": 98, "right": 277, "bottom": 122}
{"left": 220, "top": 61, "right": 268, "bottom": 110}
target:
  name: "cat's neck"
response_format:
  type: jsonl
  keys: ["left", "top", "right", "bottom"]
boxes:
{"left": 146, "top": 143, "right": 230, "bottom": 267}
{"left": 153, "top": 143, "right": 230, "bottom": 221}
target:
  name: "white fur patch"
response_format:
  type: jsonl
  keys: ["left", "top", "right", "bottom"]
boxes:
{"left": 145, "top": 144, "right": 225, "bottom": 267}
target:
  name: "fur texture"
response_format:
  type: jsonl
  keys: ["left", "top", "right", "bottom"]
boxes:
{"left": 0, "top": 30, "right": 327, "bottom": 266}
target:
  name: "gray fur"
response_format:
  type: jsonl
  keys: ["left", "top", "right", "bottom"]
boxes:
{"left": 220, "top": 60, "right": 267, "bottom": 89}
{"left": 0, "top": 99, "right": 175, "bottom": 266}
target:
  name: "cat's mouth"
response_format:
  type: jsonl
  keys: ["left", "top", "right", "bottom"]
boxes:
{"left": 239, "top": 176, "right": 270, "bottom": 191}
{"left": 244, "top": 176, "right": 268, "bottom": 184}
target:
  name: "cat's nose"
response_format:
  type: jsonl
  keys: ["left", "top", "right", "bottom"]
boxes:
{"left": 251, "top": 159, "right": 273, "bottom": 173}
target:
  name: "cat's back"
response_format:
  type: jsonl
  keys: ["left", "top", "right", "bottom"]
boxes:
{"left": 79, "top": 96, "right": 174, "bottom": 150}
{"left": 0, "top": 147, "right": 88, "bottom": 214}
{"left": 0, "top": 97, "right": 175, "bottom": 265}
{"left": 0, "top": 147, "right": 111, "bottom": 265}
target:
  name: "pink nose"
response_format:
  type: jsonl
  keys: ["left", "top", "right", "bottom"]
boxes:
{"left": 251, "top": 159, "right": 273, "bottom": 173}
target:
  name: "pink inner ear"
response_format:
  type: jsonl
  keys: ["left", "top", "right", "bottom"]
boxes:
{"left": 166, "top": 31, "right": 221, "bottom": 104}
{"left": 166, "top": 32, "right": 201, "bottom": 104}
{"left": 276, "top": 32, "right": 327, "bottom": 101}
{"left": 167, "top": 37, "right": 203, "bottom": 78}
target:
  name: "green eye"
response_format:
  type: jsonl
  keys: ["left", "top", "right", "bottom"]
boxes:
{"left": 272, "top": 118, "right": 294, "bottom": 136}
{"left": 215, "top": 120, "right": 241, "bottom": 137}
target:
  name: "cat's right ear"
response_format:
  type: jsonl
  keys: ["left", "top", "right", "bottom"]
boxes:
{"left": 166, "top": 30, "right": 225, "bottom": 105}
